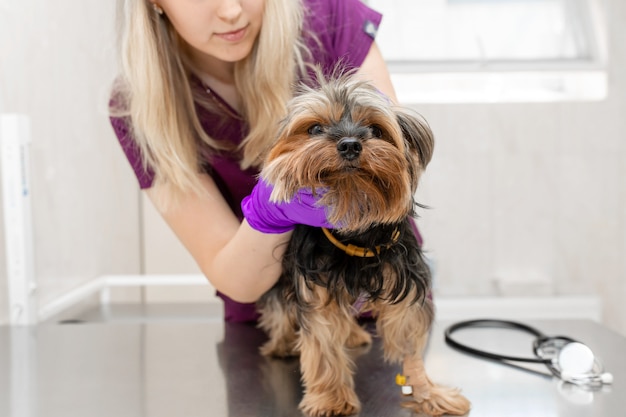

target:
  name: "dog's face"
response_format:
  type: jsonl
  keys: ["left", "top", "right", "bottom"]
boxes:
{"left": 261, "top": 75, "right": 434, "bottom": 233}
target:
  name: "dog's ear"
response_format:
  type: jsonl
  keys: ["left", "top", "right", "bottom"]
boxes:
{"left": 395, "top": 108, "right": 434, "bottom": 169}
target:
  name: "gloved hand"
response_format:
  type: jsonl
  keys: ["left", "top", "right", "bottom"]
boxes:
{"left": 241, "top": 178, "right": 335, "bottom": 234}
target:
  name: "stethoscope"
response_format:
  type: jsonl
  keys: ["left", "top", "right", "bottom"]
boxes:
{"left": 444, "top": 319, "right": 613, "bottom": 388}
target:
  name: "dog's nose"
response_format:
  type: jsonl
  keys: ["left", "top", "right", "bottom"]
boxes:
{"left": 336, "top": 137, "right": 362, "bottom": 161}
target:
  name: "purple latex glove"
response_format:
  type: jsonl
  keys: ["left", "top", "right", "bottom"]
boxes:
{"left": 241, "top": 178, "right": 336, "bottom": 234}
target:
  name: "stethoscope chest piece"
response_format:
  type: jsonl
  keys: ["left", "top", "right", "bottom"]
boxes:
{"left": 558, "top": 342, "right": 595, "bottom": 375}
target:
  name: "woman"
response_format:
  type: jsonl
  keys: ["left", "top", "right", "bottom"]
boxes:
{"left": 109, "top": 0, "right": 398, "bottom": 322}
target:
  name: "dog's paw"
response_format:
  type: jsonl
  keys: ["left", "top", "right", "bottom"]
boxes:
{"left": 402, "top": 385, "right": 471, "bottom": 416}
{"left": 259, "top": 340, "right": 299, "bottom": 358}
{"left": 399, "top": 357, "right": 470, "bottom": 416}
{"left": 299, "top": 388, "right": 361, "bottom": 417}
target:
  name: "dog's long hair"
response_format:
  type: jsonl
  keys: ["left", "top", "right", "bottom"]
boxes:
{"left": 262, "top": 73, "right": 434, "bottom": 307}
{"left": 257, "top": 72, "right": 470, "bottom": 417}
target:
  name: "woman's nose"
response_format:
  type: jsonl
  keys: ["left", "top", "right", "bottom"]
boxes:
{"left": 216, "top": 0, "right": 243, "bottom": 22}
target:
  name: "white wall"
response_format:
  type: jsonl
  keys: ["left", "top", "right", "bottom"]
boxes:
{"left": 0, "top": 111, "right": 5, "bottom": 322}
{"left": 415, "top": 96, "right": 625, "bottom": 330}
{"left": 0, "top": 1, "right": 142, "bottom": 323}
{"left": 414, "top": 0, "right": 626, "bottom": 335}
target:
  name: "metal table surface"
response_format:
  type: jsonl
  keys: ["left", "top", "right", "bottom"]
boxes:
{"left": 0, "top": 318, "right": 624, "bottom": 417}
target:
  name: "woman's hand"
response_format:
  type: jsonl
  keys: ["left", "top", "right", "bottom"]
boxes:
{"left": 241, "top": 178, "right": 336, "bottom": 233}
{"left": 146, "top": 173, "right": 292, "bottom": 303}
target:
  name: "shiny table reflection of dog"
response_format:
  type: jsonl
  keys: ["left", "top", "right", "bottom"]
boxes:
{"left": 257, "top": 73, "right": 470, "bottom": 417}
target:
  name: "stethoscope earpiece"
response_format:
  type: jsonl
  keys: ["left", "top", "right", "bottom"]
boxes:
{"left": 600, "top": 372, "right": 614, "bottom": 384}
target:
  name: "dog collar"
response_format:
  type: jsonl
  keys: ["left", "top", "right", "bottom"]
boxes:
{"left": 321, "top": 227, "right": 400, "bottom": 258}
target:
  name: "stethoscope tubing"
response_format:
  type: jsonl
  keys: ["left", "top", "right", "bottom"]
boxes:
{"left": 444, "top": 319, "right": 570, "bottom": 365}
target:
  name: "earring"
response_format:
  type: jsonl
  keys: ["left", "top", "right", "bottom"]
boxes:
{"left": 152, "top": 3, "right": 164, "bottom": 15}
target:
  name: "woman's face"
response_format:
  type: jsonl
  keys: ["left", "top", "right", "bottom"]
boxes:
{"left": 156, "top": 0, "right": 265, "bottom": 67}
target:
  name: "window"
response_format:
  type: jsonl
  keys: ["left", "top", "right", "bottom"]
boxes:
{"left": 365, "top": 0, "right": 608, "bottom": 103}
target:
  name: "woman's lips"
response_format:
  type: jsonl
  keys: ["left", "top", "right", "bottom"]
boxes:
{"left": 215, "top": 26, "right": 248, "bottom": 42}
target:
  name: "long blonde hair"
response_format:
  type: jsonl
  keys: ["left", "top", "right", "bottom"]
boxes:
{"left": 110, "top": 0, "right": 309, "bottom": 199}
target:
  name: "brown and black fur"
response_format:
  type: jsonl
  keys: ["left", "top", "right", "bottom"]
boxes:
{"left": 257, "top": 72, "right": 470, "bottom": 417}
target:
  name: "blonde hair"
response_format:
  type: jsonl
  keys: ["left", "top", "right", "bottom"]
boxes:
{"left": 110, "top": 0, "right": 309, "bottom": 200}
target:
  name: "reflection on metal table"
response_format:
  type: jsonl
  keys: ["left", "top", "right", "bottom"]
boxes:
{"left": 0, "top": 318, "right": 623, "bottom": 416}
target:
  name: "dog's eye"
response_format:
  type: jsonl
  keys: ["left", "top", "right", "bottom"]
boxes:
{"left": 308, "top": 124, "right": 324, "bottom": 136}
{"left": 370, "top": 125, "right": 383, "bottom": 138}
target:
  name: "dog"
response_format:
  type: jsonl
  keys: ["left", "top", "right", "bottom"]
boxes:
{"left": 257, "top": 72, "right": 471, "bottom": 417}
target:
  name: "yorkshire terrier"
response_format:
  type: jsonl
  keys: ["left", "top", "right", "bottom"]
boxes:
{"left": 257, "top": 73, "right": 471, "bottom": 417}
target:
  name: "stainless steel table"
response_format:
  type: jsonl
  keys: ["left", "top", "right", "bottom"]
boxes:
{"left": 0, "top": 318, "right": 623, "bottom": 416}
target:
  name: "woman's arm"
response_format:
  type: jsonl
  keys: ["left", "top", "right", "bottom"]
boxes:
{"left": 144, "top": 43, "right": 394, "bottom": 304}
{"left": 146, "top": 173, "right": 291, "bottom": 303}
{"left": 356, "top": 42, "right": 399, "bottom": 104}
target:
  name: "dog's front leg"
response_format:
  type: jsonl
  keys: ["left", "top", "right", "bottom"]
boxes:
{"left": 376, "top": 297, "right": 470, "bottom": 416}
{"left": 297, "top": 286, "right": 361, "bottom": 417}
